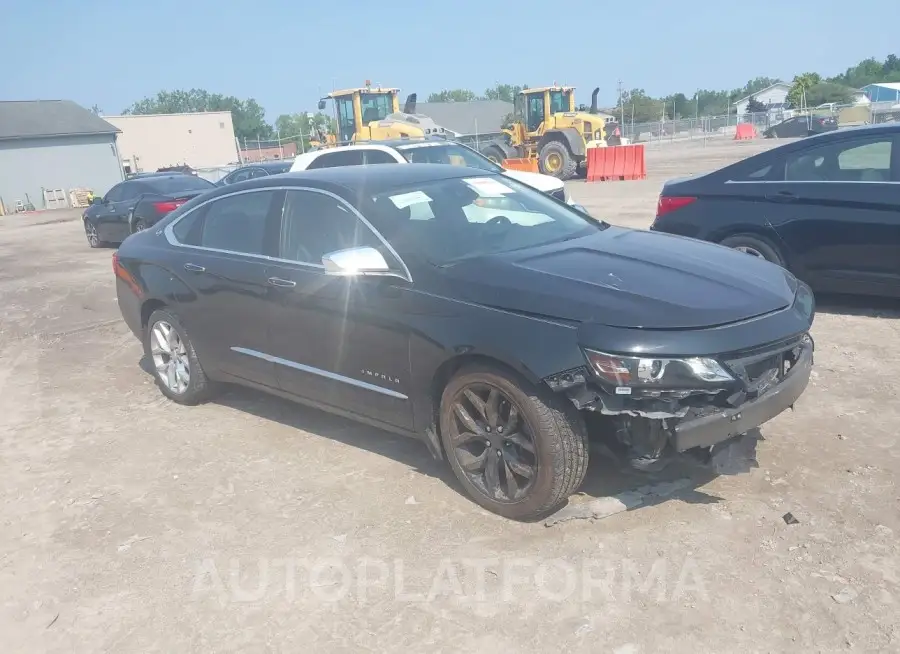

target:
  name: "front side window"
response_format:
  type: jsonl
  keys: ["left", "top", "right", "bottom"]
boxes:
{"left": 225, "top": 169, "right": 252, "bottom": 185}
{"left": 785, "top": 137, "right": 893, "bottom": 182}
{"left": 363, "top": 149, "right": 399, "bottom": 165}
{"left": 104, "top": 184, "right": 125, "bottom": 202}
{"left": 279, "top": 190, "right": 383, "bottom": 265}
{"left": 397, "top": 143, "right": 501, "bottom": 172}
{"left": 360, "top": 93, "right": 392, "bottom": 125}
{"left": 198, "top": 190, "right": 276, "bottom": 255}
{"left": 364, "top": 175, "right": 603, "bottom": 265}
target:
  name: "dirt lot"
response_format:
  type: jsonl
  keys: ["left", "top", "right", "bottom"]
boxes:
{"left": 2, "top": 139, "right": 899, "bottom": 653}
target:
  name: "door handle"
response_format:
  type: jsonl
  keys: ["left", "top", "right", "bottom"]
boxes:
{"left": 183, "top": 263, "right": 205, "bottom": 272}
{"left": 267, "top": 277, "right": 296, "bottom": 288}
{"left": 765, "top": 191, "right": 797, "bottom": 203}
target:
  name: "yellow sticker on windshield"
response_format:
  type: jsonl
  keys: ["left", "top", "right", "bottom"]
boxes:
{"left": 464, "top": 177, "right": 513, "bottom": 197}
{"left": 389, "top": 191, "right": 433, "bottom": 209}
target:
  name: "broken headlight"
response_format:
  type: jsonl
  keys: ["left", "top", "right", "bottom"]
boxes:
{"left": 583, "top": 349, "right": 735, "bottom": 393}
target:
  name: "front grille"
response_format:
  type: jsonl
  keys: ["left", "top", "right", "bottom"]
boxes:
{"left": 724, "top": 336, "right": 803, "bottom": 397}
{"left": 549, "top": 188, "right": 566, "bottom": 202}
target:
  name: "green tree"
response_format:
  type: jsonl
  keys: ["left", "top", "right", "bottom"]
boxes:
{"left": 788, "top": 73, "right": 822, "bottom": 107}
{"left": 804, "top": 82, "right": 854, "bottom": 106}
{"left": 426, "top": 89, "right": 476, "bottom": 103}
{"left": 619, "top": 88, "right": 664, "bottom": 123}
{"left": 123, "top": 89, "right": 273, "bottom": 142}
{"left": 745, "top": 95, "right": 767, "bottom": 113}
{"left": 274, "top": 112, "right": 338, "bottom": 149}
{"left": 482, "top": 83, "right": 524, "bottom": 103}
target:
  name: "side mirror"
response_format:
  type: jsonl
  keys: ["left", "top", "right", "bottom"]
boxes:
{"left": 91, "top": 196, "right": 103, "bottom": 205}
{"left": 317, "top": 99, "right": 327, "bottom": 111}
{"left": 322, "top": 247, "right": 391, "bottom": 276}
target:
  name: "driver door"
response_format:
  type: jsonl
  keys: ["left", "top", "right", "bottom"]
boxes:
{"left": 525, "top": 93, "right": 545, "bottom": 134}
{"left": 264, "top": 188, "right": 415, "bottom": 430}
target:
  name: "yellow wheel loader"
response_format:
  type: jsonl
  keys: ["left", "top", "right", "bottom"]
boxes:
{"left": 479, "top": 86, "right": 608, "bottom": 180}
{"left": 310, "top": 82, "right": 451, "bottom": 148}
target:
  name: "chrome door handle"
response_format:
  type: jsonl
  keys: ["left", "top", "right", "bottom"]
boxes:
{"left": 267, "top": 277, "right": 296, "bottom": 288}
{"left": 184, "top": 263, "right": 205, "bottom": 272}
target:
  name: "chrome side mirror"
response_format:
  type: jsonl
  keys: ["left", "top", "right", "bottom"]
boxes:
{"left": 322, "top": 247, "right": 391, "bottom": 276}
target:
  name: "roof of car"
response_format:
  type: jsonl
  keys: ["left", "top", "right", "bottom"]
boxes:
{"left": 217, "top": 163, "right": 494, "bottom": 199}
{"left": 240, "top": 160, "right": 294, "bottom": 171}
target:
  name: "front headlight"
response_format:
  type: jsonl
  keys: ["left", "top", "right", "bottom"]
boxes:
{"left": 583, "top": 349, "right": 734, "bottom": 391}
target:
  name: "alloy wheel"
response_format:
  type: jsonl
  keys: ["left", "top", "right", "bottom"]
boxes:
{"left": 734, "top": 245, "right": 765, "bottom": 259}
{"left": 448, "top": 383, "right": 537, "bottom": 502}
{"left": 150, "top": 320, "right": 191, "bottom": 394}
{"left": 84, "top": 221, "right": 100, "bottom": 247}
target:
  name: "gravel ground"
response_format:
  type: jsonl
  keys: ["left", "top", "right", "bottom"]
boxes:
{"left": 2, "top": 139, "right": 898, "bottom": 653}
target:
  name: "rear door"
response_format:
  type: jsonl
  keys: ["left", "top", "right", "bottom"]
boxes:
{"left": 166, "top": 188, "right": 284, "bottom": 387}
{"left": 762, "top": 132, "right": 900, "bottom": 292}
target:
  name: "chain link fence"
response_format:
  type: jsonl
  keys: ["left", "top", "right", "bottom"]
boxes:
{"left": 615, "top": 101, "right": 900, "bottom": 145}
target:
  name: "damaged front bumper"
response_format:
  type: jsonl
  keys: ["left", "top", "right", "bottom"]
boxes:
{"left": 672, "top": 338, "right": 813, "bottom": 451}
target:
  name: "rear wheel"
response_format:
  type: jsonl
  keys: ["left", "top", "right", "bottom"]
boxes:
{"left": 720, "top": 233, "right": 786, "bottom": 267}
{"left": 144, "top": 308, "right": 217, "bottom": 405}
{"left": 538, "top": 140, "right": 577, "bottom": 180}
{"left": 439, "top": 364, "right": 589, "bottom": 520}
{"left": 133, "top": 218, "right": 148, "bottom": 233}
{"left": 84, "top": 219, "right": 104, "bottom": 248}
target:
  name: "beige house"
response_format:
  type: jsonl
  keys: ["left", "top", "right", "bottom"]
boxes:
{"left": 103, "top": 112, "right": 240, "bottom": 173}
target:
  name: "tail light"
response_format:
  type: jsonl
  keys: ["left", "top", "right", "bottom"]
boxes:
{"left": 153, "top": 199, "right": 187, "bottom": 213}
{"left": 656, "top": 195, "right": 697, "bottom": 219}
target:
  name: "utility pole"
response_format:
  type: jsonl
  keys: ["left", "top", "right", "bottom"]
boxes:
{"left": 617, "top": 79, "right": 624, "bottom": 126}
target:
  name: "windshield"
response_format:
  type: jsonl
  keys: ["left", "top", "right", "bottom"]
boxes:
{"left": 365, "top": 174, "right": 604, "bottom": 266}
{"left": 396, "top": 142, "right": 502, "bottom": 173}
{"left": 146, "top": 176, "right": 214, "bottom": 194}
{"left": 360, "top": 93, "right": 392, "bottom": 124}
{"left": 549, "top": 90, "right": 571, "bottom": 113}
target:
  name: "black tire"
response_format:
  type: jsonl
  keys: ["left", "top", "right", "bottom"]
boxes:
{"left": 144, "top": 308, "right": 217, "bottom": 405}
{"left": 133, "top": 218, "right": 148, "bottom": 234}
{"left": 481, "top": 144, "right": 507, "bottom": 165}
{"left": 720, "top": 233, "right": 786, "bottom": 267}
{"left": 439, "top": 364, "right": 589, "bottom": 520}
{"left": 84, "top": 218, "right": 106, "bottom": 248}
{"left": 538, "top": 140, "right": 577, "bottom": 180}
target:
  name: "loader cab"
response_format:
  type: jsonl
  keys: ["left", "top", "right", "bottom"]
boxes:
{"left": 520, "top": 87, "right": 577, "bottom": 134}
{"left": 317, "top": 83, "right": 401, "bottom": 144}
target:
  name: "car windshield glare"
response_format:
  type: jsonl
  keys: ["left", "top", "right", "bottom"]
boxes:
{"left": 397, "top": 143, "right": 501, "bottom": 173}
{"left": 365, "top": 174, "right": 604, "bottom": 266}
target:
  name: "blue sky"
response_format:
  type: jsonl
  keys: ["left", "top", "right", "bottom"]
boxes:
{"left": 5, "top": 0, "right": 899, "bottom": 119}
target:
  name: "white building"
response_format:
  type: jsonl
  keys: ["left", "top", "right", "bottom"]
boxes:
{"left": 733, "top": 83, "right": 791, "bottom": 114}
{"left": 103, "top": 111, "right": 240, "bottom": 174}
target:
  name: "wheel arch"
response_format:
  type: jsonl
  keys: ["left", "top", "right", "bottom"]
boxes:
{"left": 711, "top": 224, "right": 791, "bottom": 265}
{"left": 141, "top": 298, "right": 168, "bottom": 329}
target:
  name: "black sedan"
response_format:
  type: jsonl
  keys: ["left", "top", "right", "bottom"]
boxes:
{"left": 215, "top": 160, "right": 293, "bottom": 186}
{"left": 763, "top": 115, "right": 838, "bottom": 139}
{"left": 652, "top": 123, "right": 900, "bottom": 298}
{"left": 83, "top": 174, "right": 215, "bottom": 247}
{"left": 114, "top": 164, "right": 814, "bottom": 520}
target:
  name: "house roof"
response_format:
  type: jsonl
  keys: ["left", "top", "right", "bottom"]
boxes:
{"left": 415, "top": 100, "right": 514, "bottom": 135}
{"left": 733, "top": 83, "right": 790, "bottom": 105}
{"left": 0, "top": 100, "right": 120, "bottom": 141}
{"left": 864, "top": 82, "right": 900, "bottom": 92}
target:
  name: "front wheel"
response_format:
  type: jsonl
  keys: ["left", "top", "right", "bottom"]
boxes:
{"left": 439, "top": 364, "right": 589, "bottom": 520}
{"left": 481, "top": 144, "right": 507, "bottom": 166}
{"left": 538, "top": 141, "right": 577, "bottom": 180}
{"left": 84, "top": 219, "right": 105, "bottom": 248}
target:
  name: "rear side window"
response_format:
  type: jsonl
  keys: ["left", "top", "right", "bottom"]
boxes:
{"left": 307, "top": 150, "right": 365, "bottom": 169}
{"left": 199, "top": 190, "right": 277, "bottom": 255}
{"left": 785, "top": 137, "right": 893, "bottom": 182}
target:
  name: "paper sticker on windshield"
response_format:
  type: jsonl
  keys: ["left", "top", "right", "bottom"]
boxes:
{"left": 464, "top": 177, "right": 514, "bottom": 197}
{"left": 389, "top": 191, "right": 432, "bottom": 209}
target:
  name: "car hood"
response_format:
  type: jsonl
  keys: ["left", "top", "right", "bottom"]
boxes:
{"left": 501, "top": 169, "right": 564, "bottom": 193}
{"left": 437, "top": 227, "right": 797, "bottom": 329}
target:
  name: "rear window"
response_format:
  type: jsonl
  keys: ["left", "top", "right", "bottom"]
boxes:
{"left": 145, "top": 176, "right": 215, "bottom": 194}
